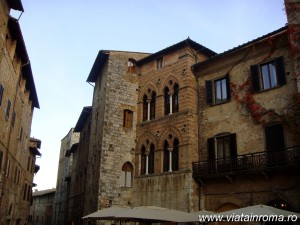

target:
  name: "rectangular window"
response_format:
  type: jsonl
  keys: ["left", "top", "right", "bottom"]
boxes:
{"left": 205, "top": 74, "right": 231, "bottom": 105}
{"left": 207, "top": 133, "right": 237, "bottom": 160}
{"left": 215, "top": 77, "right": 228, "bottom": 104}
{"left": 11, "top": 111, "right": 16, "bottom": 127}
{"left": 127, "top": 58, "right": 136, "bottom": 73}
{"left": 6, "top": 99, "right": 11, "bottom": 119}
{"left": 123, "top": 110, "right": 133, "bottom": 128}
{"left": 251, "top": 57, "right": 286, "bottom": 92}
{"left": 0, "top": 84, "right": 4, "bottom": 106}
{"left": 156, "top": 57, "right": 163, "bottom": 70}
{"left": 23, "top": 183, "right": 27, "bottom": 200}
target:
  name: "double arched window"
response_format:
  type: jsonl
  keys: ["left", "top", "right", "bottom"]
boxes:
{"left": 141, "top": 143, "right": 155, "bottom": 175}
{"left": 164, "top": 82, "right": 179, "bottom": 115}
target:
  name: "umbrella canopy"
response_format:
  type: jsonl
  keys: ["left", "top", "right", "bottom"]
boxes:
{"left": 117, "top": 206, "right": 196, "bottom": 222}
{"left": 82, "top": 206, "right": 130, "bottom": 220}
{"left": 191, "top": 210, "right": 216, "bottom": 223}
{"left": 216, "top": 205, "right": 300, "bottom": 221}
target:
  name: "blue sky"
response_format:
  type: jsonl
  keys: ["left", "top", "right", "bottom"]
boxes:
{"left": 13, "top": 0, "right": 287, "bottom": 190}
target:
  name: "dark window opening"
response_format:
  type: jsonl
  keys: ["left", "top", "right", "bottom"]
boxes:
{"left": 164, "top": 87, "right": 170, "bottom": 115}
{"left": 172, "top": 84, "right": 179, "bottom": 113}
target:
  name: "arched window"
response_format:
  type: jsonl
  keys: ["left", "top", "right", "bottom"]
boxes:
{"left": 148, "top": 144, "right": 155, "bottom": 174}
{"left": 164, "top": 87, "right": 170, "bottom": 115}
{"left": 121, "top": 162, "right": 133, "bottom": 187}
{"left": 172, "top": 83, "right": 179, "bottom": 113}
{"left": 141, "top": 146, "right": 146, "bottom": 175}
{"left": 143, "top": 95, "right": 148, "bottom": 122}
{"left": 172, "top": 138, "right": 179, "bottom": 171}
{"left": 150, "top": 92, "right": 156, "bottom": 120}
{"left": 163, "top": 141, "right": 169, "bottom": 172}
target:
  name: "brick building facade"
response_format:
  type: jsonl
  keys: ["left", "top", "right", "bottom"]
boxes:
{"left": 134, "top": 39, "right": 215, "bottom": 211}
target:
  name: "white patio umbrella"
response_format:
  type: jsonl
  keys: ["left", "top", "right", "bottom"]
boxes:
{"left": 82, "top": 206, "right": 131, "bottom": 220}
{"left": 116, "top": 206, "right": 197, "bottom": 222}
{"left": 216, "top": 204, "right": 300, "bottom": 221}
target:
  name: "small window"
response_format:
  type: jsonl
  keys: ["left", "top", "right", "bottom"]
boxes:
{"left": 251, "top": 57, "right": 286, "bottom": 92}
{"left": 172, "top": 84, "right": 179, "bottom": 113}
{"left": 6, "top": 99, "right": 11, "bottom": 119}
{"left": 150, "top": 92, "right": 156, "bottom": 120}
{"left": 123, "top": 110, "right": 133, "bottom": 128}
{"left": 11, "top": 111, "right": 16, "bottom": 127}
{"left": 164, "top": 87, "right": 170, "bottom": 115}
{"left": 205, "top": 74, "right": 231, "bottom": 105}
{"left": 156, "top": 57, "right": 163, "bottom": 70}
{"left": 143, "top": 95, "right": 148, "bottom": 122}
{"left": 127, "top": 58, "right": 136, "bottom": 73}
{"left": 120, "top": 162, "right": 133, "bottom": 187}
{"left": 0, "top": 84, "right": 4, "bottom": 106}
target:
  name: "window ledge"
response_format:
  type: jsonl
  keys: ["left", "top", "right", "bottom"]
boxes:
{"left": 208, "top": 99, "right": 231, "bottom": 107}
{"left": 254, "top": 84, "right": 284, "bottom": 94}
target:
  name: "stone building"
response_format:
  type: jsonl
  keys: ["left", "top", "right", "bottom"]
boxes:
{"left": 53, "top": 129, "right": 79, "bottom": 225}
{"left": 134, "top": 39, "right": 215, "bottom": 211}
{"left": 83, "top": 50, "right": 149, "bottom": 217}
{"left": 192, "top": 16, "right": 300, "bottom": 214}
{"left": 30, "top": 188, "right": 56, "bottom": 225}
{"left": 0, "top": 0, "right": 41, "bottom": 224}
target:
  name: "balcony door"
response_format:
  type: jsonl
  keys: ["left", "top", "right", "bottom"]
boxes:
{"left": 207, "top": 133, "right": 237, "bottom": 173}
{"left": 265, "top": 124, "right": 286, "bottom": 166}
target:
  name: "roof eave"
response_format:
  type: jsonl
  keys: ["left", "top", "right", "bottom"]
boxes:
{"left": 7, "top": 0, "right": 24, "bottom": 11}
{"left": 136, "top": 38, "right": 217, "bottom": 66}
{"left": 74, "top": 106, "right": 92, "bottom": 132}
{"left": 86, "top": 51, "right": 110, "bottom": 82}
{"left": 192, "top": 26, "right": 288, "bottom": 72}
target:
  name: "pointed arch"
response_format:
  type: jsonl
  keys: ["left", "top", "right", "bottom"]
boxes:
{"left": 160, "top": 75, "right": 181, "bottom": 95}
{"left": 158, "top": 126, "right": 183, "bottom": 150}
{"left": 139, "top": 82, "right": 158, "bottom": 102}
{"left": 137, "top": 131, "right": 157, "bottom": 153}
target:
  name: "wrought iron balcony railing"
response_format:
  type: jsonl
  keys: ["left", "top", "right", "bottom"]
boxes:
{"left": 192, "top": 147, "right": 300, "bottom": 180}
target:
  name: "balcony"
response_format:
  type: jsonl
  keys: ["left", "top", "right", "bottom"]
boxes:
{"left": 192, "top": 147, "right": 300, "bottom": 180}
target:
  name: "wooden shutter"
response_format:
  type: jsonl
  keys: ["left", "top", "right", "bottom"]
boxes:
{"left": 225, "top": 74, "right": 231, "bottom": 100}
{"left": 250, "top": 64, "right": 261, "bottom": 92}
{"left": 207, "top": 138, "right": 215, "bottom": 160}
{"left": 229, "top": 133, "right": 237, "bottom": 158}
{"left": 205, "top": 80, "right": 213, "bottom": 105}
{"left": 275, "top": 57, "right": 286, "bottom": 86}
